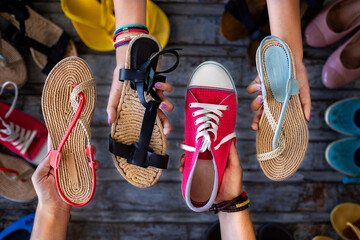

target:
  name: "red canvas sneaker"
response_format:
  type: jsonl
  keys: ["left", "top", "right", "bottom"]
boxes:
{"left": 0, "top": 82, "right": 48, "bottom": 165}
{"left": 181, "top": 61, "right": 237, "bottom": 212}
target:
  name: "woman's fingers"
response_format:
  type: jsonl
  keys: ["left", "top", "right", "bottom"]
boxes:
{"left": 155, "top": 82, "right": 173, "bottom": 93}
{"left": 94, "top": 160, "right": 100, "bottom": 170}
{"left": 246, "top": 75, "right": 261, "bottom": 94}
{"left": 297, "top": 63, "right": 311, "bottom": 122}
{"left": 179, "top": 154, "right": 185, "bottom": 173}
{"left": 251, "top": 107, "right": 263, "bottom": 131}
{"left": 250, "top": 94, "right": 263, "bottom": 111}
{"left": 107, "top": 67, "right": 124, "bottom": 125}
{"left": 247, "top": 75, "right": 263, "bottom": 130}
{"left": 227, "top": 142, "right": 241, "bottom": 169}
{"left": 32, "top": 154, "right": 51, "bottom": 184}
{"left": 157, "top": 109, "right": 172, "bottom": 135}
{"left": 157, "top": 91, "right": 174, "bottom": 112}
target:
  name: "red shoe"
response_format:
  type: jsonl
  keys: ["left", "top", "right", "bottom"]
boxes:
{"left": 0, "top": 82, "right": 48, "bottom": 165}
{"left": 181, "top": 61, "right": 237, "bottom": 212}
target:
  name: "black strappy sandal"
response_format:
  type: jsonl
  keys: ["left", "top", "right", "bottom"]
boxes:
{"left": 109, "top": 34, "right": 180, "bottom": 188}
{"left": 0, "top": 0, "right": 77, "bottom": 74}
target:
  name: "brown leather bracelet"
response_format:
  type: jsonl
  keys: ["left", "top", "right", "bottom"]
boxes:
{"left": 209, "top": 192, "right": 250, "bottom": 213}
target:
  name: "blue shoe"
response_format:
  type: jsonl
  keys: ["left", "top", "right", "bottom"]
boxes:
{"left": 0, "top": 213, "right": 35, "bottom": 240}
{"left": 325, "top": 98, "right": 360, "bottom": 136}
{"left": 325, "top": 138, "right": 360, "bottom": 176}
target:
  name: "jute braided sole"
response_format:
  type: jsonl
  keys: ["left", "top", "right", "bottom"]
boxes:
{"left": 0, "top": 6, "right": 77, "bottom": 69}
{"left": 0, "top": 39, "right": 27, "bottom": 88}
{"left": 0, "top": 153, "right": 36, "bottom": 202}
{"left": 42, "top": 57, "right": 96, "bottom": 204}
{"left": 256, "top": 39, "right": 308, "bottom": 181}
{"left": 111, "top": 34, "right": 166, "bottom": 188}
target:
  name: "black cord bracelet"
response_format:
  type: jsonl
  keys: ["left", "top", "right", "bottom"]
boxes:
{"left": 209, "top": 192, "right": 250, "bottom": 213}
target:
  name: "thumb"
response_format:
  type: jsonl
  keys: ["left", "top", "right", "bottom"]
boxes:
{"left": 32, "top": 153, "right": 52, "bottom": 183}
{"left": 227, "top": 141, "right": 241, "bottom": 168}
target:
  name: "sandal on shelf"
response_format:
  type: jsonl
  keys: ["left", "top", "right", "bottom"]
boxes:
{"left": 331, "top": 203, "right": 360, "bottom": 240}
{"left": 61, "top": 0, "right": 170, "bottom": 51}
{"left": 42, "top": 57, "right": 96, "bottom": 207}
{"left": 109, "top": 34, "right": 180, "bottom": 188}
{"left": 0, "top": 36, "right": 26, "bottom": 88}
{"left": 0, "top": 152, "right": 36, "bottom": 202}
{"left": 0, "top": 0, "right": 77, "bottom": 74}
{"left": 255, "top": 36, "right": 308, "bottom": 181}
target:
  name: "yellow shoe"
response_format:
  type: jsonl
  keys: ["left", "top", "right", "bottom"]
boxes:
{"left": 147, "top": 0, "right": 170, "bottom": 49}
{"left": 61, "top": 0, "right": 170, "bottom": 51}
{"left": 331, "top": 203, "right": 360, "bottom": 240}
{"left": 312, "top": 236, "right": 334, "bottom": 240}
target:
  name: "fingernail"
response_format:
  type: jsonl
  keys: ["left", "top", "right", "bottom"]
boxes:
{"left": 160, "top": 104, "right": 166, "bottom": 109}
{"left": 155, "top": 83, "right": 162, "bottom": 88}
{"left": 257, "top": 86, "right": 261, "bottom": 91}
{"left": 257, "top": 96, "right": 263, "bottom": 103}
{"left": 108, "top": 116, "right": 111, "bottom": 126}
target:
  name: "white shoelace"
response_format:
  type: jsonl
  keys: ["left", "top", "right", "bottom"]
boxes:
{"left": 0, "top": 81, "right": 36, "bottom": 155}
{"left": 0, "top": 118, "right": 38, "bottom": 155}
{"left": 181, "top": 102, "right": 236, "bottom": 153}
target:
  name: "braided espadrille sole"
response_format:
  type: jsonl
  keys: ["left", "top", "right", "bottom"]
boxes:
{"left": 0, "top": 39, "right": 27, "bottom": 88}
{"left": 0, "top": 6, "right": 77, "bottom": 69}
{"left": 111, "top": 34, "right": 166, "bottom": 188}
{"left": 0, "top": 153, "right": 36, "bottom": 202}
{"left": 256, "top": 39, "right": 308, "bottom": 181}
{"left": 42, "top": 57, "right": 96, "bottom": 204}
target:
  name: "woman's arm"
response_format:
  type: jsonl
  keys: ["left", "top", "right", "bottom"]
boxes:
{"left": 30, "top": 155, "right": 71, "bottom": 240}
{"left": 216, "top": 144, "right": 256, "bottom": 240}
{"left": 247, "top": 0, "right": 311, "bottom": 128}
{"left": 179, "top": 143, "right": 256, "bottom": 240}
{"left": 218, "top": 210, "right": 255, "bottom": 240}
{"left": 107, "top": 0, "right": 173, "bottom": 133}
{"left": 107, "top": 0, "right": 146, "bottom": 126}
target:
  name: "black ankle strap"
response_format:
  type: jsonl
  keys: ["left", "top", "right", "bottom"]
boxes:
{"left": 109, "top": 135, "right": 169, "bottom": 169}
{"left": 110, "top": 48, "right": 180, "bottom": 169}
{"left": 0, "top": 0, "right": 30, "bottom": 34}
{"left": 0, "top": 20, "right": 70, "bottom": 74}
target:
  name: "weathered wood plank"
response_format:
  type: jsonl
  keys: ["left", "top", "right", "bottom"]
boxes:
{"left": 2, "top": 181, "right": 355, "bottom": 213}
{"left": 65, "top": 222, "right": 339, "bottom": 240}
{"left": 69, "top": 211, "right": 331, "bottom": 224}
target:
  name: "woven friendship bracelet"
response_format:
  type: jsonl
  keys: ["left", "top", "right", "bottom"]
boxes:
{"left": 113, "top": 36, "right": 135, "bottom": 49}
{"left": 209, "top": 192, "right": 250, "bottom": 213}
{"left": 113, "top": 25, "right": 149, "bottom": 42}
{"left": 114, "top": 24, "right": 148, "bottom": 35}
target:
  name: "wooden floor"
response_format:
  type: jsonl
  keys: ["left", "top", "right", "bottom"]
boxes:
{"left": 1, "top": 0, "right": 359, "bottom": 239}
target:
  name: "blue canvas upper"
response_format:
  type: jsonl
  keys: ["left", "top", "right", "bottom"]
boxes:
{"left": 326, "top": 138, "right": 360, "bottom": 176}
{"left": 325, "top": 98, "right": 360, "bottom": 136}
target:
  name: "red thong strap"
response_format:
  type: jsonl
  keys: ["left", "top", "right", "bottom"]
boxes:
{"left": 0, "top": 167, "right": 26, "bottom": 182}
{"left": 48, "top": 83, "right": 96, "bottom": 207}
